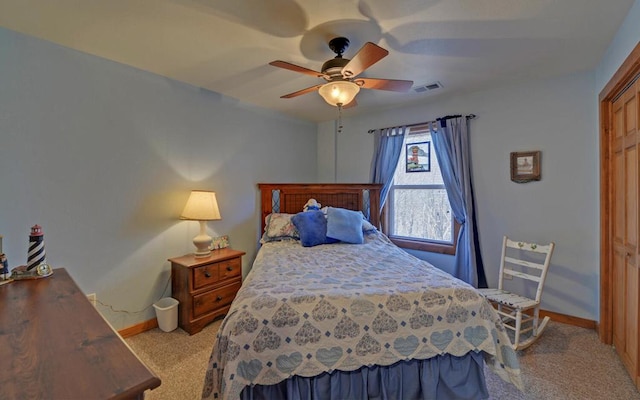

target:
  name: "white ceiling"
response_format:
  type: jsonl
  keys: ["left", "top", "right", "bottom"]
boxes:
{"left": 0, "top": 0, "right": 634, "bottom": 122}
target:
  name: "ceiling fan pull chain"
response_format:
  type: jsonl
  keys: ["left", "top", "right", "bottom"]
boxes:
{"left": 337, "top": 104, "right": 343, "bottom": 133}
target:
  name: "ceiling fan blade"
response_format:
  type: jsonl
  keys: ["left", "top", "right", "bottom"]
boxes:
{"left": 357, "top": 78, "right": 414, "bottom": 92}
{"left": 341, "top": 42, "right": 388, "bottom": 78}
{"left": 280, "top": 84, "right": 323, "bottom": 99}
{"left": 269, "top": 60, "right": 326, "bottom": 78}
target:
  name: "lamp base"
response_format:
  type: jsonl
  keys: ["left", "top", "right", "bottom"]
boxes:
{"left": 192, "top": 221, "right": 212, "bottom": 258}
{"left": 194, "top": 249, "right": 212, "bottom": 258}
{"left": 193, "top": 245, "right": 212, "bottom": 258}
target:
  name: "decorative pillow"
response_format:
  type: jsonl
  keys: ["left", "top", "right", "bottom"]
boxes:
{"left": 291, "top": 211, "right": 331, "bottom": 247}
{"left": 358, "top": 211, "right": 378, "bottom": 232}
{"left": 261, "top": 213, "right": 299, "bottom": 243}
{"left": 326, "top": 207, "right": 364, "bottom": 244}
{"left": 320, "top": 207, "right": 377, "bottom": 233}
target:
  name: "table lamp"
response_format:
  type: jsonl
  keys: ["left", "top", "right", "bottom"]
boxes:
{"left": 180, "top": 190, "right": 221, "bottom": 258}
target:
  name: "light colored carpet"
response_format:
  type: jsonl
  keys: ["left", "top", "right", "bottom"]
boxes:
{"left": 126, "top": 320, "right": 640, "bottom": 400}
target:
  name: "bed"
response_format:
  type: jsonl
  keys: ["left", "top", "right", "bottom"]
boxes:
{"left": 202, "top": 183, "right": 522, "bottom": 399}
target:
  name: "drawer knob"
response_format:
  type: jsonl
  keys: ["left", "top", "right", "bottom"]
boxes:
{"left": 216, "top": 295, "right": 223, "bottom": 302}
{"left": 204, "top": 271, "right": 211, "bottom": 278}
{"left": 226, "top": 266, "right": 233, "bottom": 272}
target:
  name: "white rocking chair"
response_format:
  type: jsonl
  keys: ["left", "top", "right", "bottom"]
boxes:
{"left": 479, "top": 236, "right": 555, "bottom": 351}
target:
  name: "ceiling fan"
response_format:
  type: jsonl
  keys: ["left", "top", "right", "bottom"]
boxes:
{"left": 269, "top": 37, "right": 413, "bottom": 108}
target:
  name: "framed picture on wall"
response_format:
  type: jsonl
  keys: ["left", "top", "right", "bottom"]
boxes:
{"left": 510, "top": 151, "right": 541, "bottom": 183}
{"left": 406, "top": 141, "right": 431, "bottom": 172}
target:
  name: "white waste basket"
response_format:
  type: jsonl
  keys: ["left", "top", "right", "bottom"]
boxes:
{"left": 153, "top": 297, "right": 179, "bottom": 332}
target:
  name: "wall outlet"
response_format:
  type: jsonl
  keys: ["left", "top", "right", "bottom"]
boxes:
{"left": 87, "top": 293, "right": 97, "bottom": 307}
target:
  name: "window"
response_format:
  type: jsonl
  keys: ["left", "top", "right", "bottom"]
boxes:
{"left": 384, "top": 127, "right": 459, "bottom": 254}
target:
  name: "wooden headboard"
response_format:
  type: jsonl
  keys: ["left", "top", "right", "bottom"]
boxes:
{"left": 258, "top": 183, "right": 382, "bottom": 233}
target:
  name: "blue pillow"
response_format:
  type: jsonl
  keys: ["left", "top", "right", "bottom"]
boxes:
{"left": 326, "top": 207, "right": 364, "bottom": 244}
{"left": 292, "top": 211, "right": 330, "bottom": 247}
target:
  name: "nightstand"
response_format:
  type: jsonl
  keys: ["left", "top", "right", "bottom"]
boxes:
{"left": 169, "top": 248, "right": 245, "bottom": 335}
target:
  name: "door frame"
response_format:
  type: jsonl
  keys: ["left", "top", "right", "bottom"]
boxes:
{"left": 599, "top": 41, "right": 640, "bottom": 344}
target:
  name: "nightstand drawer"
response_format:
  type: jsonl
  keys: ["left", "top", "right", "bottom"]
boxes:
{"left": 218, "top": 257, "right": 241, "bottom": 281}
{"left": 193, "top": 264, "right": 219, "bottom": 290}
{"left": 193, "top": 280, "right": 242, "bottom": 318}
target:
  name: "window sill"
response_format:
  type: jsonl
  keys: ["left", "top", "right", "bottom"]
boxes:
{"left": 389, "top": 236, "right": 456, "bottom": 255}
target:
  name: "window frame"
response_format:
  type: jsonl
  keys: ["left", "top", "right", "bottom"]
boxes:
{"left": 382, "top": 201, "right": 460, "bottom": 255}
{"left": 381, "top": 127, "right": 459, "bottom": 255}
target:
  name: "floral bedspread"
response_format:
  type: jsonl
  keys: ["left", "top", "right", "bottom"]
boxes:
{"left": 202, "top": 232, "right": 522, "bottom": 399}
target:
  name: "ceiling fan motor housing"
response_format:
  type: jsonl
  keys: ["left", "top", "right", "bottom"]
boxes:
{"left": 321, "top": 57, "right": 350, "bottom": 80}
{"left": 322, "top": 37, "right": 352, "bottom": 80}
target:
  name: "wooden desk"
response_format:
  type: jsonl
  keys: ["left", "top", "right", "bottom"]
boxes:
{"left": 0, "top": 268, "right": 161, "bottom": 399}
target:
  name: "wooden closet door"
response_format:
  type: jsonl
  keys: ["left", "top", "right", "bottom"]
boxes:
{"left": 611, "top": 79, "right": 640, "bottom": 382}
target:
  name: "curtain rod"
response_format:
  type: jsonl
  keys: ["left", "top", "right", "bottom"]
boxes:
{"left": 367, "top": 114, "right": 476, "bottom": 134}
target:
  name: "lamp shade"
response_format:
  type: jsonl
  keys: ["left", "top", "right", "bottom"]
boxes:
{"left": 180, "top": 190, "right": 221, "bottom": 221}
{"left": 318, "top": 81, "right": 360, "bottom": 106}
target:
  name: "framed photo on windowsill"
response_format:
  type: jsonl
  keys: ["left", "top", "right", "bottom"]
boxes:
{"left": 510, "top": 151, "right": 541, "bottom": 183}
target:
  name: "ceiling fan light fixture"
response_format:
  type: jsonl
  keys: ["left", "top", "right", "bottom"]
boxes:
{"left": 318, "top": 81, "right": 360, "bottom": 107}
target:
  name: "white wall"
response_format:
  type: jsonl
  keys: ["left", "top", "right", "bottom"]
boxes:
{"left": 0, "top": 27, "right": 317, "bottom": 330}
{"left": 320, "top": 70, "right": 599, "bottom": 321}
{"left": 596, "top": 0, "right": 640, "bottom": 92}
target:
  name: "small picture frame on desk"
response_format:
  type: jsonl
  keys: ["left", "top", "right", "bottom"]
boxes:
{"left": 510, "top": 151, "right": 541, "bottom": 183}
{"left": 211, "top": 235, "right": 229, "bottom": 250}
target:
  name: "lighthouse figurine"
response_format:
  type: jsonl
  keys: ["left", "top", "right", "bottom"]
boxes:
{"left": 27, "top": 225, "right": 46, "bottom": 271}
{"left": 8, "top": 225, "right": 53, "bottom": 280}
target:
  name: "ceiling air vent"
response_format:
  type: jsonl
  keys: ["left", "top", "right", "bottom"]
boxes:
{"left": 413, "top": 81, "right": 443, "bottom": 93}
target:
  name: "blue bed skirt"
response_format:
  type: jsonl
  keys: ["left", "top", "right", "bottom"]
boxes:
{"left": 240, "top": 352, "right": 488, "bottom": 400}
